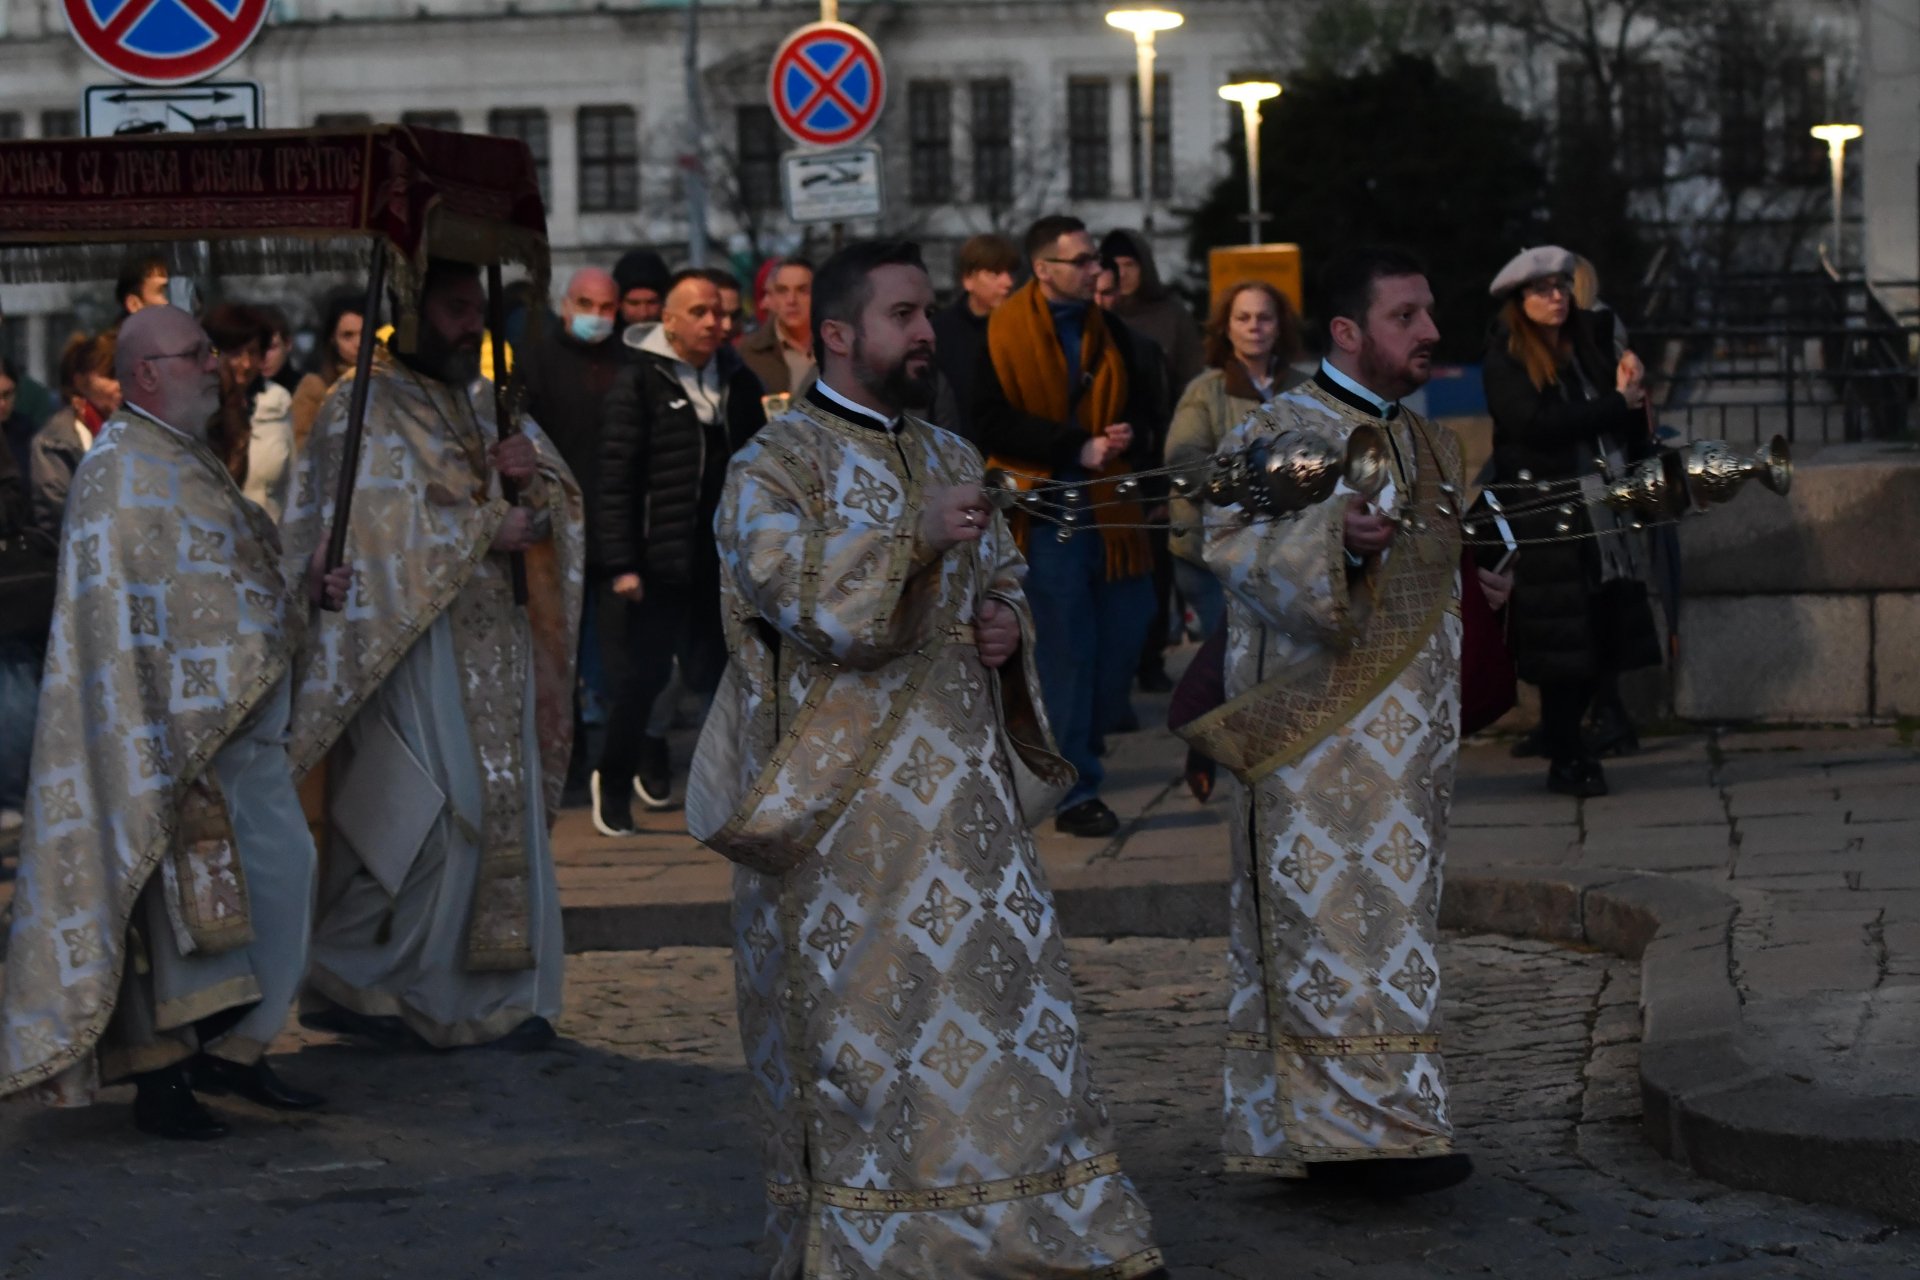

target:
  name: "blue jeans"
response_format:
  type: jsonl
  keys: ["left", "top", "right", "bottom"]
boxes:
{"left": 1173, "top": 556, "right": 1227, "bottom": 640}
{"left": 0, "top": 638, "right": 43, "bottom": 812}
{"left": 1024, "top": 529, "right": 1154, "bottom": 812}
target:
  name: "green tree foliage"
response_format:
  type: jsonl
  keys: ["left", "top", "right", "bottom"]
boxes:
{"left": 1187, "top": 53, "right": 1549, "bottom": 363}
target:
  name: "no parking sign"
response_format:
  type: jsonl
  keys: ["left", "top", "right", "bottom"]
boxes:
{"left": 64, "top": 0, "right": 271, "bottom": 88}
{"left": 768, "top": 22, "right": 887, "bottom": 149}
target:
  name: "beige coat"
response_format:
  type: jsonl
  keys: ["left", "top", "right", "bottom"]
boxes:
{"left": 1164, "top": 363, "right": 1307, "bottom": 564}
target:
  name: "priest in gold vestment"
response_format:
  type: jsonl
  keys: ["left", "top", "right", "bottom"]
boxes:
{"left": 690, "top": 241, "right": 1164, "bottom": 1279}
{"left": 1183, "top": 249, "right": 1507, "bottom": 1197}
{"left": 282, "top": 260, "right": 584, "bottom": 1051}
{"left": 0, "top": 306, "right": 344, "bottom": 1139}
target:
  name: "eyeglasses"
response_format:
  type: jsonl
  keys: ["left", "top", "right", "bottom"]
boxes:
{"left": 145, "top": 344, "right": 219, "bottom": 365}
{"left": 1523, "top": 278, "right": 1570, "bottom": 299}
{"left": 1043, "top": 254, "right": 1101, "bottom": 269}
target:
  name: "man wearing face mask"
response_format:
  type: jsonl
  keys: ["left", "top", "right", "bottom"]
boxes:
{"left": 590, "top": 269, "right": 766, "bottom": 834}
{"left": 281, "top": 258, "right": 587, "bottom": 1052}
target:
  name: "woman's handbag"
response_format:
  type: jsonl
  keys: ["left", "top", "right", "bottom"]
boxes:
{"left": 1459, "top": 551, "right": 1517, "bottom": 736}
{"left": 0, "top": 526, "right": 56, "bottom": 642}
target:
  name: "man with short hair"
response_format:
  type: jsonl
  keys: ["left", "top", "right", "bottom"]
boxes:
{"left": 931, "top": 231, "right": 1018, "bottom": 431}
{"left": 1183, "top": 246, "right": 1510, "bottom": 1197}
{"left": 283, "top": 259, "right": 586, "bottom": 1052}
{"left": 974, "top": 215, "right": 1159, "bottom": 838}
{"left": 702, "top": 268, "right": 745, "bottom": 344}
{"left": 693, "top": 238, "right": 1163, "bottom": 1280}
{"left": 591, "top": 268, "right": 765, "bottom": 830}
{"left": 520, "top": 267, "right": 630, "bottom": 791}
{"left": 738, "top": 256, "right": 814, "bottom": 397}
{"left": 613, "top": 248, "right": 670, "bottom": 330}
{"left": 115, "top": 255, "right": 171, "bottom": 319}
{"left": 0, "top": 305, "right": 344, "bottom": 1138}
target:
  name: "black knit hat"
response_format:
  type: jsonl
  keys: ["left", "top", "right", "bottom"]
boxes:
{"left": 613, "top": 248, "right": 670, "bottom": 296}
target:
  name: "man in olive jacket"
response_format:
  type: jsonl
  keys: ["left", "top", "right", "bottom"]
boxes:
{"left": 592, "top": 269, "right": 766, "bottom": 834}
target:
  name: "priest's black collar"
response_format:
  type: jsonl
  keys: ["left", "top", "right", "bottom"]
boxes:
{"left": 1314, "top": 361, "right": 1400, "bottom": 421}
{"left": 808, "top": 381, "right": 901, "bottom": 435}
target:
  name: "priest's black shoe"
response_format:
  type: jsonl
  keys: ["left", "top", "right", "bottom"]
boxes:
{"left": 1302, "top": 1152, "right": 1474, "bottom": 1197}
{"left": 1054, "top": 799, "right": 1119, "bottom": 838}
{"left": 299, "top": 1003, "right": 430, "bottom": 1051}
{"left": 132, "top": 1065, "right": 229, "bottom": 1141}
{"left": 1546, "top": 757, "right": 1608, "bottom": 798}
{"left": 191, "top": 1054, "right": 327, "bottom": 1111}
{"left": 481, "top": 1015, "right": 558, "bottom": 1053}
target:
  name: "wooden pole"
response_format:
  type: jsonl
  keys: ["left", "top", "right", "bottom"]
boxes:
{"left": 487, "top": 261, "right": 530, "bottom": 606}
{"left": 322, "top": 243, "right": 387, "bottom": 594}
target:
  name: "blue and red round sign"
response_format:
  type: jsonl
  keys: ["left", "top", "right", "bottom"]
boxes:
{"left": 65, "top": 0, "right": 271, "bottom": 88}
{"left": 768, "top": 22, "right": 887, "bottom": 149}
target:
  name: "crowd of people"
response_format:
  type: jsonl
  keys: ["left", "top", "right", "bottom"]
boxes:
{"left": 0, "top": 209, "right": 1664, "bottom": 1276}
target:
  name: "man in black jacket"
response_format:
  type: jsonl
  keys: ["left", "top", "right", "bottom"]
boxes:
{"left": 931, "top": 232, "right": 1018, "bottom": 436}
{"left": 592, "top": 269, "right": 766, "bottom": 834}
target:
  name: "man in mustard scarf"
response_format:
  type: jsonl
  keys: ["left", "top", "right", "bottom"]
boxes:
{"left": 974, "top": 215, "right": 1160, "bottom": 838}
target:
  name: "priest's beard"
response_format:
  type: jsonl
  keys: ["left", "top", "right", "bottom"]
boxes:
{"left": 851, "top": 333, "right": 935, "bottom": 412}
{"left": 1357, "top": 331, "right": 1435, "bottom": 403}
{"left": 408, "top": 323, "right": 483, "bottom": 385}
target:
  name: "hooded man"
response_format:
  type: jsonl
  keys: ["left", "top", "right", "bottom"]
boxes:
{"left": 1097, "top": 229, "right": 1204, "bottom": 393}
{"left": 613, "top": 248, "right": 671, "bottom": 331}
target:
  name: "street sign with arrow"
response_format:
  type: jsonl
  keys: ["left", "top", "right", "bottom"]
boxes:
{"left": 782, "top": 144, "right": 884, "bottom": 224}
{"left": 83, "top": 81, "right": 262, "bottom": 137}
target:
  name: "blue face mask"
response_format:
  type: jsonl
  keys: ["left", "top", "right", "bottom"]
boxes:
{"left": 570, "top": 313, "right": 614, "bottom": 344}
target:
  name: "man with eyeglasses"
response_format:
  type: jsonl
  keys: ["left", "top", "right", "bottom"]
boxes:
{"left": 0, "top": 304, "right": 346, "bottom": 1139}
{"left": 973, "top": 214, "right": 1160, "bottom": 838}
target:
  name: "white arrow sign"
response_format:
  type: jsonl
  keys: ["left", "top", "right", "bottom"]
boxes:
{"left": 782, "top": 145, "right": 884, "bottom": 224}
{"left": 82, "top": 81, "right": 263, "bottom": 137}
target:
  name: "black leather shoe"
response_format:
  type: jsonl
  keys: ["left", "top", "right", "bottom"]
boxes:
{"left": 1302, "top": 1152, "right": 1474, "bottom": 1197}
{"left": 133, "top": 1065, "right": 229, "bottom": 1141}
{"left": 191, "top": 1054, "right": 327, "bottom": 1111}
{"left": 299, "top": 1003, "right": 431, "bottom": 1051}
{"left": 1547, "top": 757, "right": 1608, "bottom": 798}
{"left": 590, "top": 771, "right": 638, "bottom": 837}
{"left": 1054, "top": 799, "right": 1120, "bottom": 838}
{"left": 479, "top": 1015, "right": 558, "bottom": 1053}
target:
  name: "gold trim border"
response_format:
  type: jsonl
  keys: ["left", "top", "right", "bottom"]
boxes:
{"left": 1225, "top": 1030, "right": 1442, "bottom": 1057}
{"left": 768, "top": 1151, "right": 1129, "bottom": 1213}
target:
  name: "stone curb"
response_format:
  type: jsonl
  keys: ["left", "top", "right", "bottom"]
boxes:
{"left": 1443, "top": 866, "right": 1920, "bottom": 1227}
{"left": 563, "top": 863, "right": 1920, "bottom": 1224}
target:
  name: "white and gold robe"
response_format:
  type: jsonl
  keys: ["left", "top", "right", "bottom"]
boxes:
{"left": 697, "top": 395, "right": 1162, "bottom": 1279}
{"left": 1193, "top": 380, "right": 1464, "bottom": 1173}
{"left": 281, "top": 352, "right": 585, "bottom": 1047}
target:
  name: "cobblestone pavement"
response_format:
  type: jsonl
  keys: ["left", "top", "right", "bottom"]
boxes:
{"left": 5, "top": 935, "right": 1918, "bottom": 1279}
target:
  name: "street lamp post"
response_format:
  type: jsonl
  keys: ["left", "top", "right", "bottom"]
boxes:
{"left": 1105, "top": 7, "right": 1183, "bottom": 235}
{"left": 1810, "top": 122, "right": 1863, "bottom": 275}
{"left": 1218, "top": 80, "right": 1281, "bottom": 246}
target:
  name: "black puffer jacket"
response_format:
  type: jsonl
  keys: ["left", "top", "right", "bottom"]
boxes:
{"left": 594, "top": 332, "right": 766, "bottom": 588}
{"left": 1482, "top": 308, "right": 1650, "bottom": 685}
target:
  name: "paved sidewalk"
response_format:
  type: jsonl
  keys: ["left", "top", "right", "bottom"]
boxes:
{"left": 551, "top": 690, "right": 1920, "bottom": 1223}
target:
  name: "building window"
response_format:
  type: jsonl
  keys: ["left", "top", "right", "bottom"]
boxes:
{"left": 578, "top": 106, "right": 639, "bottom": 213}
{"left": 1618, "top": 62, "right": 1665, "bottom": 186}
{"left": 401, "top": 110, "right": 461, "bottom": 132}
{"left": 907, "top": 81, "right": 953, "bottom": 205}
{"left": 40, "top": 110, "right": 78, "bottom": 139}
{"left": 0, "top": 113, "right": 21, "bottom": 140}
{"left": 970, "top": 78, "right": 1013, "bottom": 207}
{"left": 1718, "top": 50, "right": 1765, "bottom": 188}
{"left": 489, "top": 108, "right": 551, "bottom": 204}
{"left": 1067, "top": 77, "right": 1109, "bottom": 201}
{"left": 1128, "top": 72, "right": 1172, "bottom": 200}
{"left": 735, "top": 106, "right": 781, "bottom": 211}
{"left": 1554, "top": 61, "right": 1602, "bottom": 176}
{"left": 1777, "top": 57, "right": 1826, "bottom": 185}
{"left": 314, "top": 112, "right": 372, "bottom": 128}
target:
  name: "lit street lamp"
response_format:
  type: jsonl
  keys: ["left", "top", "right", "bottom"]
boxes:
{"left": 1810, "top": 122, "right": 1863, "bottom": 275}
{"left": 1218, "top": 80, "right": 1281, "bottom": 246}
{"left": 1105, "top": 7, "right": 1183, "bottom": 234}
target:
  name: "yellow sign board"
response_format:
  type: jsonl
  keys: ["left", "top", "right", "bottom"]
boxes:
{"left": 1208, "top": 244, "right": 1303, "bottom": 314}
